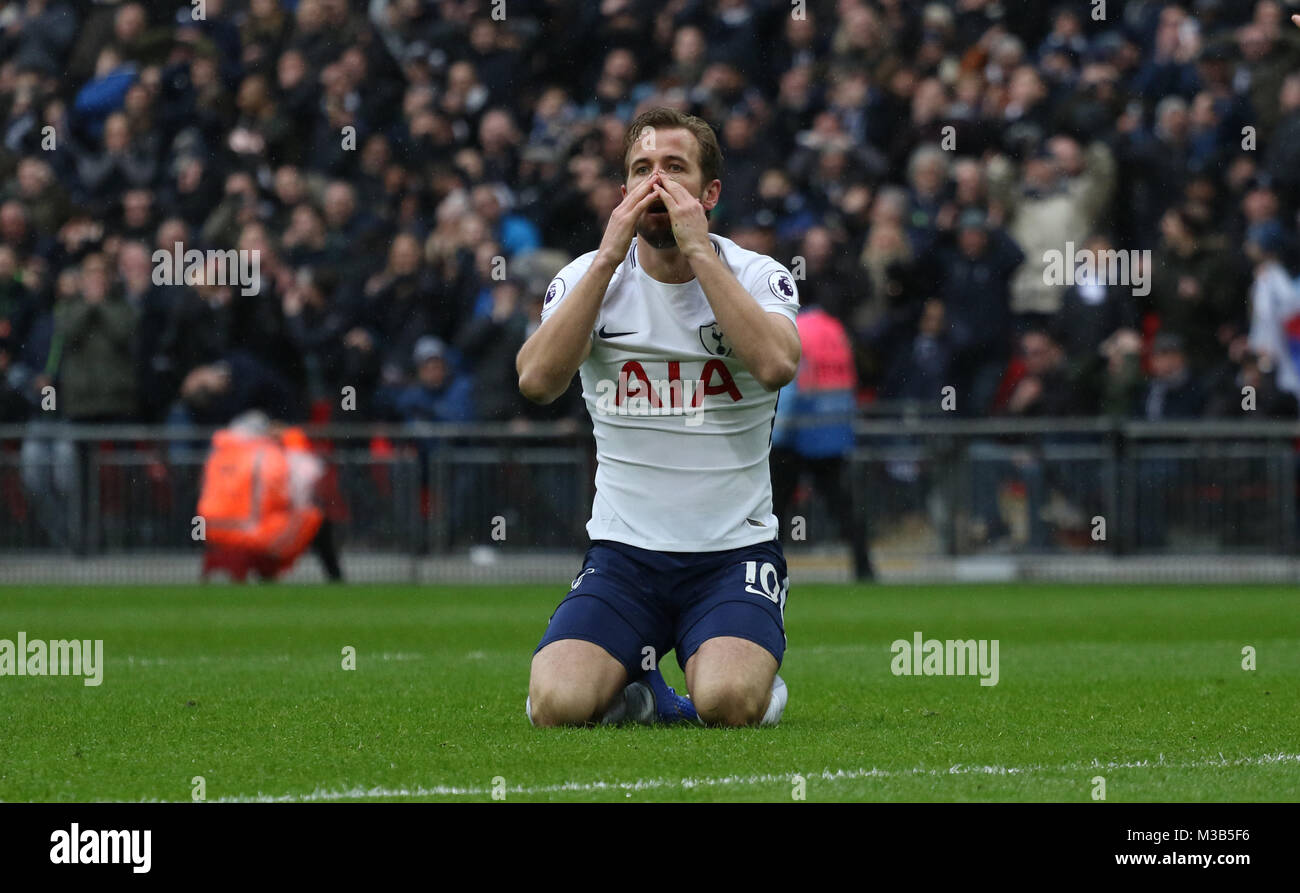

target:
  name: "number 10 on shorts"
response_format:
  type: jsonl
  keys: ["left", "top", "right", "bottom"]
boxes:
{"left": 743, "top": 560, "right": 789, "bottom": 621}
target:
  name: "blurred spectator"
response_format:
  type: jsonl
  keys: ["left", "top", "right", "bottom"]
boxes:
{"left": 1117, "top": 94, "right": 1194, "bottom": 249}
{"left": 116, "top": 239, "right": 173, "bottom": 422}
{"left": 1205, "top": 335, "right": 1298, "bottom": 418}
{"left": 281, "top": 266, "right": 352, "bottom": 408}
{"left": 971, "top": 327, "right": 1089, "bottom": 548}
{"left": 1235, "top": 15, "right": 1300, "bottom": 138}
{"left": 3, "top": 1, "right": 77, "bottom": 79}
{"left": 0, "top": 243, "right": 34, "bottom": 421}
{"left": 1097, "top": 327, "right": 1146, "bottom": 420}
{"left": 455, "top": 278, "right": 530, "bottom": 422}
{"left": 1138, "top": 332, "right": 1206, "bottom": 421}
{"left": 351, "top": 231, "right": 458, "bottom": 394}
{"left": 902, "top": 144, "right": 949, "bottom": 256}
{"left": 51, "top": 252, "right": 136, "bottom": 422}
{"left": 793, "top": 226, "right": 869, "bottom": 329}
{"left": 880, "top": 298, "right": 952, "bottom": 404}
{"left": 72, "top": 46, "right": 138, "bottom": 144}
{"left": 1244, "top": 219, "right": 1300, "bottom": 404}
{"left": 201, "top": 171, "right": 265, "bottom": 253}
{"left": 1265, "top": 72, "right": 1300, "bottom": 209}
{"left": 11, "top": 157, "right": 70, "bottom": 239}
{"left": 159, "top": 254, "right": 299, "bottom": 427}
{"left": 471, "top": 182, "right": 539, "bottom": 259}
{"left": 1056, "top": 233, "right": 1141, "bottom": 361}
{"left": 1003, "top": 328, "right": 1092, "bottom": 418}
{"left": 172, "top": 352, "right": 298, "bottom": 428}
{"left": 1150, "top": 206, "right": 1242, "bottom": 370}
{"left": 714, "top": 112, "right": 773, "bottom": 226}
{"left": 389, "top": 336, "right": 473, "bottom": 425}
{"left": 926, "top": 207, "right": 1025, "bottom": 416}
{"left": 993, "top": 136, "right": 1115, "bottom": 324}
{"left": 1134, "top": 331, "right": 1207, "bottom": 548}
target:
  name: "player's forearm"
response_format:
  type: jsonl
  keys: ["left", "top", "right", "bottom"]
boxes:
{"left": 516, "top": 258, "right": 615, "bottom": 404}
{"left": 689, "top": 251, "right": 799, "bottom": 390}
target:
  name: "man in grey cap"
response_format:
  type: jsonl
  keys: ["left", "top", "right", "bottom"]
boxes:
{"left": 393, "top": 335, "right": 474, "bottom": 423}
{"left": 412, "top": 334, "right": 446, "bottom": 368}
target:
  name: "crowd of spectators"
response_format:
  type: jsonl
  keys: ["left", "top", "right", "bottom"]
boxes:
{"left": 2, "top": 0, "right": 1300, "bottom": 432}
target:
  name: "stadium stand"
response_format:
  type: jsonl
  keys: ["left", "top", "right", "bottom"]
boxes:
{"left": 3, "top": 0, "right": 1300, "bottom": 578}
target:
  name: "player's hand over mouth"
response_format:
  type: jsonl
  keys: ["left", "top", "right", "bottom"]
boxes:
{"left": 653, "top": 176, "right": 711, "bottom": 261}
{"left": 596, "top": 172, "right": 664, "bottom": 269}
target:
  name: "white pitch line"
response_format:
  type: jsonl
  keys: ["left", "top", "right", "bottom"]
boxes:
{"left": 189, "top": 752, "right": 1300, "bottom": 803}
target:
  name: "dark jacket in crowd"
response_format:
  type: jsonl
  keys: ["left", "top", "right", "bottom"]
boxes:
{"left": 52, "top": 292, "right": 137, "bottom": 420}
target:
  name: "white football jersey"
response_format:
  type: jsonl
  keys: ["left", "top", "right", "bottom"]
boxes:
{"left": 541, "top": 234, "right": 800, "bottom": 552}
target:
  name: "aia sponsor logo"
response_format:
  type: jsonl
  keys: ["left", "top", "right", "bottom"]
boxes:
{"left": 593, "top": 360, "right": 743, "bottom": 427}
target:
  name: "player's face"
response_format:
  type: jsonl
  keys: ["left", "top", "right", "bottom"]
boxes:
{"left": 624, "top": 128, "right": 717, "bottom": 250}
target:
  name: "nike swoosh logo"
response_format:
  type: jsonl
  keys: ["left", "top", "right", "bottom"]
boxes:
{"left": 597, "top": 325, "right": 636, "bottom": 339}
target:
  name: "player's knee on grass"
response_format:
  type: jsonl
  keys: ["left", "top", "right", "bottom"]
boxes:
{"left": 690, "top": 677, "right": 771, "bottom": 727}
{"left": 686, "top": 637, "right": 778, "bottom": 727}
{"left": 528, "top": 640, "right": 627, "bottom": 727}
{"left": 528, "top": 682, "right": 605, "bottom": 726}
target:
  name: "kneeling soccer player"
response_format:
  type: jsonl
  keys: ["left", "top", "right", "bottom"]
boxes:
{"left": 516, "top": 108, "right": 799, "bottom": 727}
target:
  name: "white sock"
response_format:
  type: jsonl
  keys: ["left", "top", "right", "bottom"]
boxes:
{"left": 759, "top": 675, "right": 787, "bottom": 726}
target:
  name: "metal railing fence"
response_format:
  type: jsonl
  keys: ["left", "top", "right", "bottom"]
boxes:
{"left": 2, "top": 418, "right": 1297, "bottom": 582}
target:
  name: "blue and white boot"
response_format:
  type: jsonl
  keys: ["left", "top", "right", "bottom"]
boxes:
{"left": 605, "top": 668, "right": 702, "bottom": 726}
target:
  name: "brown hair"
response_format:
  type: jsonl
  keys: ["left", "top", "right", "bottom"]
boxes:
{"left": 621, "top": 107, "right": 723, "bottom": 185}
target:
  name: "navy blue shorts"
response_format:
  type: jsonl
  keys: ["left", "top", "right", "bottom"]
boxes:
{"left": 534, "top": 538, "right": 789, "bottom": 678}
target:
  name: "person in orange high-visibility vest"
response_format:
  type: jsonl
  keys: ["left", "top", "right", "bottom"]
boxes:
{"left": 197, "top": 411, "right": 325, "bottom": 581}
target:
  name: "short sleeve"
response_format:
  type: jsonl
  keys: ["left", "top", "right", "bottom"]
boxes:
{"left": 539, "top": 253, "right": 597, "bottom": 325}
{"left": 539, "top": 272, "right": 570, "bottom": 324}
{"left": 750, "top": 263, "right": 800, "bottom": 325}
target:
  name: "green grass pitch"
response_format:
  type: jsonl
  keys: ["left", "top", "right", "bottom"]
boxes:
{"left": 1, "top": 583, "right": 1296, "bottom": 802}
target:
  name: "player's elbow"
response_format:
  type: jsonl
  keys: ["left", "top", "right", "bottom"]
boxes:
{"left": 754, "top": 357, "right": 798, "bottom": 392}
{"left": 516, "top": 348, "right": 554, "bottom": 404}
{"left": 517, "top": 369, "right": 559, "bottom": 405}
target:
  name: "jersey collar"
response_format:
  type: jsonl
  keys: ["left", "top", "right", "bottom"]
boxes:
{"left": 630, "top": 235, "right": 721, "bottom": 270}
